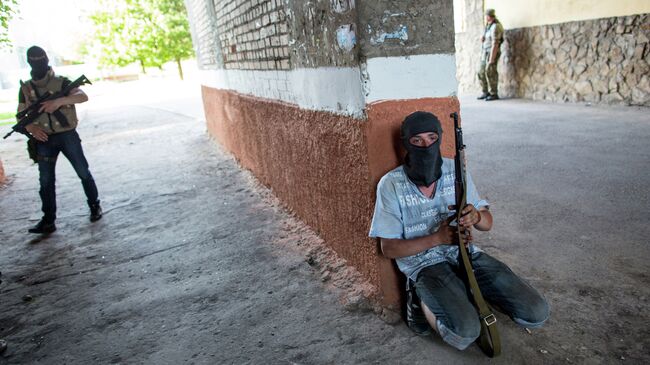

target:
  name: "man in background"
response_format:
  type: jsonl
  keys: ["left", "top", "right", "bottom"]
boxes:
{"left": 477, "top": 8, "right": 504, "bottom": 101}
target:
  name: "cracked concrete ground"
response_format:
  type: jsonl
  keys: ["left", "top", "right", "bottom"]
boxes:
{"left": 0, "top": 80, "right": 648, "bottom": 364}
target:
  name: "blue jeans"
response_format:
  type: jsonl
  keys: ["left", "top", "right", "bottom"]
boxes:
{"left": 414, "top": 252, "right": 549, "bottom": 350}
{"left": 35, "top": 130, "right": 98, "bottom": 223}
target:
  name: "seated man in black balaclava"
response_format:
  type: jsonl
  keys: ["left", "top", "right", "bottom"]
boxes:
{"left": 18, "top": 46, "right": 102, "bottom": 234}
{"left": 368, "top": 111, "right": 549, "bottom": 350}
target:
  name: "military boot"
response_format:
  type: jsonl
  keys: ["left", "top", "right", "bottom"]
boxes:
{"left": 28, "top": 219, "right": 56, "bottom": 234}
{"left": 477, "top": 93, "right": 489, "bottom": 100}
{"left": 486, "top": 94, "right": 500, "bottom": 101}
{"left": 89, "top": 200, "right": 103, "bottom": 222}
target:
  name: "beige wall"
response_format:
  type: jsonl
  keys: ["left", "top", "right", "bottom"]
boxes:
{"left": 485, "top": 0, "right": 650, "bottom": 29}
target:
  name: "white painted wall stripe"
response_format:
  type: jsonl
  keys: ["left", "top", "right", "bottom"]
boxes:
{"left": 363, "top": 54, "right": 458, "bottom": 102}
{"left": 200, "top": 67, "right": 366, "bottom": 117}
{"left": 199, "top": 53, "right": 458, "bottom": 116}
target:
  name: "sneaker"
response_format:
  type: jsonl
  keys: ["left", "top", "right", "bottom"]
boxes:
{"left": 406, "top": 279, "right": 432, "bottom": 336}
{"left": 477, "top": 93, "right": 489, "bottom": 100}
{"left": 89, "top": 200, "right": 103, "bottom": 222}
{"left": 485, "top": 94, "right": 500, "bottom": 101}
{"left": 28, "top": 219, "right": 56, "bottom": 234}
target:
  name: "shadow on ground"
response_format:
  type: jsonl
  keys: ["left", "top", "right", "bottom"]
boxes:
{"left": 0, "top": 82, "right": 648, "bottom": 364}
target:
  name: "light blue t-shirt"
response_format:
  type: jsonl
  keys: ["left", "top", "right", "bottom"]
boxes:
{"left": 369, "top": 158, "right": 489, "bottom": 280}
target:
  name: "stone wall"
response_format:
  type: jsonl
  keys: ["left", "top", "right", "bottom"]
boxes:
{"left": 455, "top": 4, "right": 650, "bottom": 107}
{"left": 501, "top": 14, "right": 650, "bottom": 105}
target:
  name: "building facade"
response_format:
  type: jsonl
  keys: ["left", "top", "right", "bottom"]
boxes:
{"left": 185, "top": 0, "right": 462, "bottom": 307}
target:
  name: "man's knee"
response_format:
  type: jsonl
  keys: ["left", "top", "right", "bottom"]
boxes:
{"left": 69, "top": 157, "right": 91, "bottom": 180}
{"left": 437, "top": 315, "right": 481, "bottom": 350}
{"left": 78, "top": 170, "right": 93, "bottom": 182}
{"left": 514, "top": 295, "right": 550, "bottom": 328}
{"left": 486, "top": 64, "right": 497, "bottom": 74}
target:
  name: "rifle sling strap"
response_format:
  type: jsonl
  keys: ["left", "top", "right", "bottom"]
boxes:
{"left": 456, "top": 208, "right": 501, "bottom": 357}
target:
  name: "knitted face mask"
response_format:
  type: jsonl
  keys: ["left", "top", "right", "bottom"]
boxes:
{"left": 401, "top": 111, "right": 443, "bottom": 187}
{"left": 27, "top": 46, "right": 50, "bottom": 80}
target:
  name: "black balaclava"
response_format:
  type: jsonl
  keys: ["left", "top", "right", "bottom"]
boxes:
{"left": 27, "top": 46, "right": 50, "bottom": 80}
{"left": 401, "top": 111, "right": 443, "bottom": 187}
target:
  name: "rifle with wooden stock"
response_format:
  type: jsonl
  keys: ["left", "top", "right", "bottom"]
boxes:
{"left": 450, "top": 111, "right": 501, "bottom": 357}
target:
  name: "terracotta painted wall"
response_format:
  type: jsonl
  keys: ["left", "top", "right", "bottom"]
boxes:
{"left": 203, "top": 86, "right": 460, "bottom": 306}
{"left": 365, "top": 97, "right": 460, "bottom": 305}
{"left": 202, "top": 87, "right": 381, "bottom": 295}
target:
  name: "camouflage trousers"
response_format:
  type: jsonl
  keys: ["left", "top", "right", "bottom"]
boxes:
{"left": 478, "top": 53, "right": 500, "bottom": 96}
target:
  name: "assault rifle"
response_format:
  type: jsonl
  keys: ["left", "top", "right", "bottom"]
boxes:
{"left": 450, "top": 111, "right": 501, "bottom": 357}
{"left": 3, "top": 74, "right": 92, "bottom": 139}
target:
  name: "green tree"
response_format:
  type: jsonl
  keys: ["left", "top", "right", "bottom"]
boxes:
{"left": 88, "top": 0, "right": 194, "bottom": 79}
{"left": 87, "top": 4, "right": 134, "bottom": 69}
{"left": 0, "top": 0, "right": 19, "bottom": 47}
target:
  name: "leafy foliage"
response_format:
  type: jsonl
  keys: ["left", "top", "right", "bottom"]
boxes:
{"left": 0, "top": 0, "right": 19, "bottom": 47}
{"left": 87, "top": 0, "right": 194, "bottom": 78}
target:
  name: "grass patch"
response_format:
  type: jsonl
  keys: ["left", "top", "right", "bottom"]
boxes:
{"left": 0, "top": 111, "right": 14, "bottom": 120}
{"left": 0, "top": 111, "right": 16, "bottom": 126}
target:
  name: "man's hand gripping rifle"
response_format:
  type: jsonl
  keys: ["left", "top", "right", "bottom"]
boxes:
{"left": 3, "top": 74, "right": 92, "bottom": 139}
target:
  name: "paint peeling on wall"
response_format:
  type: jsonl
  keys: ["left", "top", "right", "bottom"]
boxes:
{"left": 370, "top": 25, "right": 408, "bottom": 45}
{"left": 285, "top": 0, "right": 358, "bottom": 68}
{"left": 359, "top": 60, "right": 371, "bottom": 98}
{"left": 381, "top": 11, "right": 406, "bottom": 22}
{"left": 336, "top": 24, "right": 357, "bottom": 51}
{"left": 331, "top": 0, "right": 355, "bottom": 13}
{"left": 356, "top": 0, "right": 455, "bottom": 58}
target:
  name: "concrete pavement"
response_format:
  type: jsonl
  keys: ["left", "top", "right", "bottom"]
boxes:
{"left": 0, "top": 81, "right": 648, "bottom": 364}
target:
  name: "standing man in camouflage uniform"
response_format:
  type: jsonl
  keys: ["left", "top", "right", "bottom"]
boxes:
{"left": 477, "top": 9, "right": 504, "bottom": 101}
